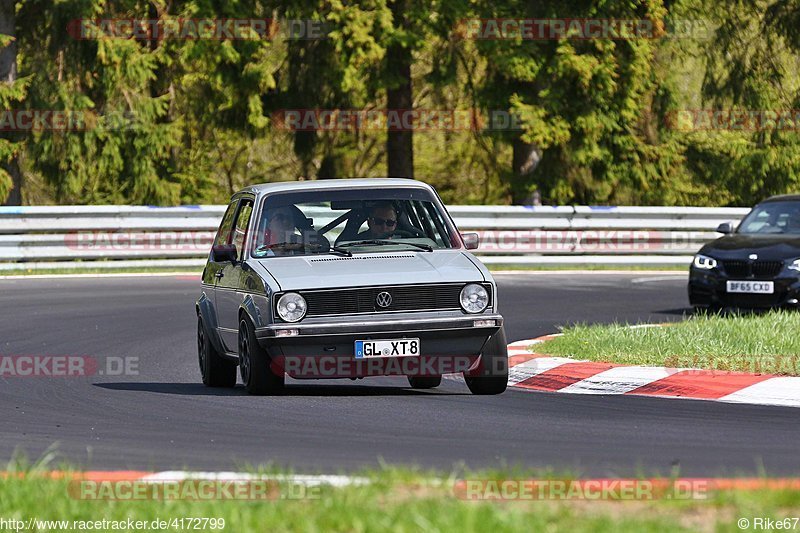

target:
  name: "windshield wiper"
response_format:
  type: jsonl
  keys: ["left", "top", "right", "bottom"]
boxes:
{"left": 337, "top": 239, "right": 433, "bottom": 252}
{"left": 256, "top": 242, "right": 354, "bottom": 257}
{"left": 255, "top": 242, "right": 300, "bottom": 253}
{"left": 328, "top": 246, "right": 353, "bottom": 257}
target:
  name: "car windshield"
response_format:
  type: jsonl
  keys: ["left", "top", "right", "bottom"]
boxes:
{"left": 737, "top": 201, "right": 800, "bottom": 235}
{"left": 250, "top": 187, "right": 460, "bottom": 258}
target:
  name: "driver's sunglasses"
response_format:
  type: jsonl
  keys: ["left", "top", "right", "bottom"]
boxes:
{"left": 370, "top": 216, "right": 397, "bottom": 227}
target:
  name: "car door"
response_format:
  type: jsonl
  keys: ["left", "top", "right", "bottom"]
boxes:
{"left": 204, "top": 198, "right": 238, "bottom": 329}
{"left": 215, "top": 196, "right": 255, "bottom": 352}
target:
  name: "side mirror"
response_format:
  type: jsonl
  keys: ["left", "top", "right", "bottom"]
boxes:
{"left": 461, "top": 232, "right": 480, "bottom": 250}
{"left": 716, "top": 222, "right": 734, "bottom": 234}
{"left": 212, "top": 243, "right": 237, "bottom": 263}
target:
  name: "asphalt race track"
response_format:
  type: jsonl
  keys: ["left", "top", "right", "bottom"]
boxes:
{"left": 1, "top": 272, "right": 798, "bottom": 476}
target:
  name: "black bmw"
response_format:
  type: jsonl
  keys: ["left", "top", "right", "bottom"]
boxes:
{"left": 689, "top": 194, "right": 800, "bottom": 309}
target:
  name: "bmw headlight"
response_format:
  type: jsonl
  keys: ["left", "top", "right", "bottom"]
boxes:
{"left": 276, "top": 293, "right": 307, "bottom": 322}
{"left": 692, "top": 254, "right": 718, "bottom": 270}
{"left": 460, "top": 283, "right": 489, "bottom": 314}
{"left": 789, "top": 259, "right": 800, "bottom": 272}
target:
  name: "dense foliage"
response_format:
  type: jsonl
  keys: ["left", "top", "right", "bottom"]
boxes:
{"left": 1, "top": 0, "right": 799, "bottom": 206}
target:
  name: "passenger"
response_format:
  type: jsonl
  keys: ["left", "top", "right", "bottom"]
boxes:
{"left": 259, "top": 206, "right": 299, "bottom": 255}
{"left": 266, "top": 206, "right": 297, "bottom": 242}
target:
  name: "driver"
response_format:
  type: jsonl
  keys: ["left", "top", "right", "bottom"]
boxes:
{"left": 787, "top": 209, "right": 800, "bottom": 233}
{"left": 360, "top": 202, "right": 399, "bottom": 239}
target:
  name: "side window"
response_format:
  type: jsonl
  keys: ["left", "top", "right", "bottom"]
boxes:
{"left": 214, "top": 201, "right": 239, "bottom": 247}
{"left": 231, "top": 200, "right": 254, "bottom": 258}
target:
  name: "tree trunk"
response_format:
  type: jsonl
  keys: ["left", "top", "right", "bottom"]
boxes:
{"left": 511, "top": 137, "right": 541, "bottom": 204}
{"left": 386, "top": 0, "right": 413, "bottom": 179}
{"left": 0, "top": 0, "right": 21, "bottom": 205}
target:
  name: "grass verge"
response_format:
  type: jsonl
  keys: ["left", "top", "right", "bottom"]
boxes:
{"left": 535, "top": 310, "right": 800, "bottom": 375}
{"left": 1, "top": 464, "right": 798, "bottom": 532}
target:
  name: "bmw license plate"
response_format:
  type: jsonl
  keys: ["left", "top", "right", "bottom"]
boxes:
{"left": 355, "top": 339, "right": 420, "bottom": 359}
{"left": 726, "top": 280, "right": 774, "bottom": 294}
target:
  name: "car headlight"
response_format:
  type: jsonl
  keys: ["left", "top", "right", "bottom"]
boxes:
{"left": 789, "top": 259, "right": 800, "bottom": 272}
{"left": 276, "top": 293, "right": 307, "bottom": 322}
{"left": 692, "top": 254, "right": 718, "bottom": 270}
{"left": 460, "top": 283, "right": 489, "bottom": 314}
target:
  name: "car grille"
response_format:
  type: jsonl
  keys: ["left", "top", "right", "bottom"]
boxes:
{"left": 722, "top": 260, "right": 783, "bottom": 278}
{"left": 289, "top": 283, "right": 491, "bottom": 318}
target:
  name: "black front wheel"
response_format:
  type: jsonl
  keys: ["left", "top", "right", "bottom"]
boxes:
{"left": 464, "top": 326, "right": 508, "bottom": 395}
{"left": 239, "top": 317, "right": 285, "bottom": 395}
{"left": 197, "top": 315, "right": 237, "bottom": 388}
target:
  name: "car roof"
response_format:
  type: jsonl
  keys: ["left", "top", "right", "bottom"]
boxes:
{"left": 761, "top": 194, "right": 800, "bottom": 203}
{"left": 237, "top": 178, "right": 435, "bottom": 196}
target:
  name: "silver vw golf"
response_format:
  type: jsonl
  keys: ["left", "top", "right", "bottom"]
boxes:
{"left": 196, "top": 179, "right": 507, "bottom": 395}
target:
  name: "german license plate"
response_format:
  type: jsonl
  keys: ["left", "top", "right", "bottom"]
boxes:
{"left": 726, "top": 280, "right": 774, "bottom": 294}
{"left": 355, "top": 339, "right": 420, "bottom": 359}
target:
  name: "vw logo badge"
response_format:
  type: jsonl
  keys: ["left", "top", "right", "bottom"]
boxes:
{"left": 749, "top": 254, "right": 758, "bottom": 260}
{"left": 376, "top": 291, "right": 392, "bottom": 308}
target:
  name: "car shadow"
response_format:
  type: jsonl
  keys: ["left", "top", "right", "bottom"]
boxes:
{"left": 653, "top": 308, "right": 693, "bottom": 316}
{"left": 94, "top": 381, "right": 462, "bottom": 396}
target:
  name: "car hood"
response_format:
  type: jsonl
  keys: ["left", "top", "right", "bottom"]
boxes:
{"left": 701, "top": 234, "right": 800, "bottom": 261}
{"left": 255, "top": 250, "right": 486, "bottom": 291}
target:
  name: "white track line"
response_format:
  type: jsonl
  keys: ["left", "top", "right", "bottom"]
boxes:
{"left": 508, "top": 357, "right": 578, "bottom": 386}
{"left": 141, "top": 471, "right": 367, "bottom": 487}
{"left": 718, "top": 377, "right": 800, "bottom": 408}
{"left": 507, "top": 334, "right": 800, "bottom": 408}
{"left": 558, "top": 366, "right": 683, "bottom": 395}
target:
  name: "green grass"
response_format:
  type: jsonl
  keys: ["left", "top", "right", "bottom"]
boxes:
{"left": 1, "top": 461, "right": 798, "bottom": 533}
{"left": 536, "top": 310, "right": 800, "bottom": 375}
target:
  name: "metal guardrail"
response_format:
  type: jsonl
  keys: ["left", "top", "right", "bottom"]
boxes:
{"left": 0, "top": 205, "right": 750, "bottom": 270}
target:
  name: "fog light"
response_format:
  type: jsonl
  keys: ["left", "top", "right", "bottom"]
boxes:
{"left": 275, "top": 329, "right": 299, "bottom": 337}
{"left": 473, "top": 319, "right": 496, "bottom": 328}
